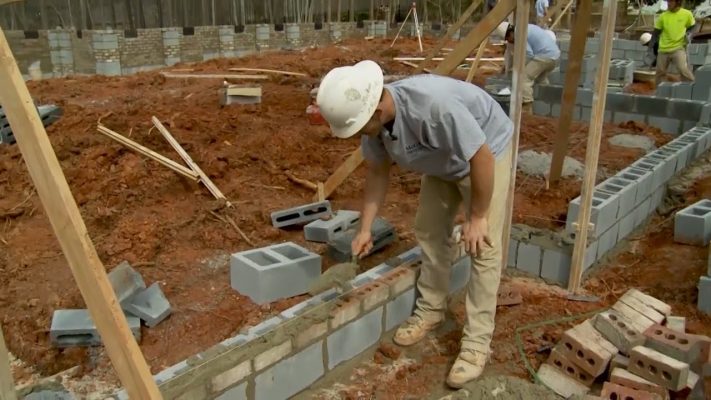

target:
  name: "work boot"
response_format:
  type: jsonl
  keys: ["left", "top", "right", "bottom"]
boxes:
{"left": 446, "top": 350, "right": 490, "bottom": 389}
{"left": 522, "top": 102, "right": 533, "bottom": 114}
{"left": 393, "top": 315, "right": 440, "bottom": 346}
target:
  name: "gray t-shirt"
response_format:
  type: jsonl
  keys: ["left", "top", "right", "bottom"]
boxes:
{"left": 362, "top": 75, "right": 513, "bottom": 182}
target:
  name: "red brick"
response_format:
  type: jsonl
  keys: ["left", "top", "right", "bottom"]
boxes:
{"left": 610, "top": 367, "right": 669, "bottom": 400}
{"left": 352, "top": 280, "right": 390, "bottom": 312}
{"left": 629, "top": 346, "right": 690, "bottom": 391}
{"left": 328, "top": 295, "right": 362, "bottom": 329}
{"left": 547, "top": 346, "right": 595, "bottom": 386}
{"left": 497, "top": 286, "right": 523, "bottom": 306}
{"left": 600, "top": 382, "right": 664, "bottom": 400}
{"left": 559, "top": 320, "right": 618, "bottom": 377}
{"left": 644, "top": 324, "right": 701, "bottom": 363}
{"left": 377, "top": 265, "right": 416, "bottom": 296}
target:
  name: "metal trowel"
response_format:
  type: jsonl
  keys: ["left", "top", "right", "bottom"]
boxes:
{"left": 308, "top": 255, "right": 359, "bottom": 296}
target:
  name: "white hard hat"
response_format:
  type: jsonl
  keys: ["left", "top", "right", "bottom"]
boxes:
{"left": 640, "top": 32, "right": 652, "bottom": 45}
{"left": 545, "top": 29, "right": 556, "bottom": 42}
{"left": 494, "top": 22, "right": 510, "bottom": 39}
{"left": 316, "top": 60, "right": 384, "bottom": 139}
{"left": 660, "top": 1, "right": 668, "bottom": 11}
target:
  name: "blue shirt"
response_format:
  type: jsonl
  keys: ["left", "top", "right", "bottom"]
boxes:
{"left": 526, "top": 24, "right": 560, "bottom": 60}
{"left": 361, "top": 75, "right": 513, "bottom": 182}
{"left": 536, "top": 0, "right": 549, "bottom": 17}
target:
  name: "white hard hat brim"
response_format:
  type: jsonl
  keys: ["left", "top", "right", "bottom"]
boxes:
{"left": 321, "top": 60, "right": 384, "bottom": 139}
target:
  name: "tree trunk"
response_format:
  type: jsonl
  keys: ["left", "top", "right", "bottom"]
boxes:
{"left": 327, "top": 0, "right": 331, "bottom": 23}
{"left": 136, "top": 0, "right": 145, "bottom": 28}
{"left": 349, "top": 0, "right": 353, "bottom": 22}
{"left": 125, "top": 0, "right": 135, "bottom": 30}
{"left": 337, "top": 0, "right": 341, "bottom": 22}
{"left": 79, "top": 0, "right": 87, "bottom": 29}
{"left": 239, "top": 0, "right": 245, "bottom": 25}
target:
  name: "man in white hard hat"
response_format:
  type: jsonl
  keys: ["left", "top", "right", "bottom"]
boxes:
{"left": 316, "top": 61, "right": 514, "bottom": 388}
{"left": 640, "top": 32, "right": 658, "bottom": 68}
{"left": 496, "top": 21, "right": 560, "bottom": 113}
{"left": 653, "top": 0, "right": 696, "bottom": 84}
{"left": 535, "top": 0, "right": 550, "bottom": 26}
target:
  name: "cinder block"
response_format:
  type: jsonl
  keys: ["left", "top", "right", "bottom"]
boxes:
{"left": 670, "top": 99, "right": 704, "bottom": 122}
{"left": 327, "top": 307, "right": 383, "bottom": 369}
{"left": 515, "top": 242, "right": 541, "bottom": 276}
{"left": 547, "top": 346, "right": 595, "bottom": 386}
{"left": 597, "top": 176, "right": 637, "bottom": 220}
{"left": 50, "top": 309, "right": 141, "bottom": 347}
{"left": 507, "top": 238, "right": 518, "bottom": 268}
{"left": 664, "top": 142, "right": 694, "bottom": 172}
{"left": 635, "top": 96, "right": 670, "bottom": 116}
{"left": 671, "top": 82, "right": 694, "bottom": 99}
{"left": 215, "top": 382, "right": 247, "bottom": 400}
{"left": 596, "top": 223, "right": 619, "bottom": 260}
{"left": 647, "top": 150, "right": 679, "bottom": 183}
{"left": 559, "top": 320, "right": 618, "bottom": 377}
{"left": 566, "top": 189, "right": 620, "bottom": 238}
{"left": 533, "top": 100, "right": 551, "bottom": 116}
{"left": 327, "top": 217, "right": 396, "bottom": 262}
{"left": 107, "top": 261, "right": 146, "bottom": 307}
{"left": 629, "top": 345, "right": 690, "bottom": 391}
{"left": 594, "top": 310, "right": 645, "bottom": 355}
{"left": 644, "top": 324, "right": 701, "bottom": 364}
{"left": 673, "top": 199, "right": 711, "bottom": 246}
{"left": 536, "top": 363, "right": 590, "bottom": 398}
{"left": 649, "top": 116, "right": 681, "bottom": 135}
{"left": 230, "top": 242, "right": 321, "bottom": 304}
{"left": 304, "top": 210, "right": 360, "bottom": 243}
{"left": 692, "top": 84, "right": 711, "bottom": 101}
{"left": 618, "top": 205, "right": 637, "bottom": 240}
{"left": 551, "top": 103, "right": 561, "bottom": 117}
{"left": 610, "top": 368, "right": 669, "bottom": 400}
{"left": 606, "top": 92, "right": 636, "bottom": 113}
{"left": 616, "top": 167, "right": 653, "bottom": 206}
{"left": 247, "top": 316, "right": 283, "bottom": 336}
{"left": 613, "top": 111, "right": 643, "bottom": 124}
{"left": 698, "top": 276, "right": 711, "bottom": 315}
{"left": 254, "top": 341, "right": 324, "bottom": 400}
{"left": 635, "top": 197, "right": 652, "bottom": 228}
{"left": 540, "top": 247, "right": 571, "bottom": 285}
{"left": 601, "top": 382, "right": 662, "bottom": 400}
{"left": 385, "top": 287, "right": 416, "bottom": 331}
{"left": 656, "top": 82, "right": 673, "bottom": 98}
{"left": 123, "top": 283, "right": 172, "bottom": 328}
{"left": 270, "top": 200, "right": 332, "bottom": 228}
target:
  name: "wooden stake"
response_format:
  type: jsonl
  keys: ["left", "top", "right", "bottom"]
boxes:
{"left": 568, "top": 0, "right": 617, "bottom": 293}
{"left": 97, "top": 125, "right": 199, "bottom": 181}
{"left": 548, "top": 0, "right": 593, "bottom": 184}
{"left": 316, "top": 182, "right": 325, "bottom": 202}
{"left": 160, "top": 72, "right": 268, "bottom": 80}
{"left": 227, "top": 67, "right": 307, "bottom": 77}
{"left": 542, "top": 0, "right": 568, "bottom": 27}
{"left": 0, "top": 326, "right": 17, "bottom": 400}
{"left": 501, "top": 1, "right": 530, "bottom": 269}
{"left": 414, "top": 0, "right": 483, "bottom": 73}
{"left": 151, "top": 117, "right": 230, "bottom": 206}
{"left": 313, "top": 147, "right": 364, "bottom": 202}
{"left": 0, "top": 27, "right": 163, "bottom": 400}
{"left": 550, "top": 0, "right": 575, "bottom": 31}
{"left": 466, "top": 38, "right": 489, "bottom": 83}
{"left": 433, "top": 0, "right": 516, "bottom": 76}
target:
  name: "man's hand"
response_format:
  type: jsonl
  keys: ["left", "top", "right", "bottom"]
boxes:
{"left": 461, "top": 216, "right": 492, "bottom": 257}
{"left": 351, "top": 230, "right": 373, "bottom": 259}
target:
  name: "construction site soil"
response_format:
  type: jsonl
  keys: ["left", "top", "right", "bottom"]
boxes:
{"left": 0, "top": 37, "right": 691, "bottom": 395}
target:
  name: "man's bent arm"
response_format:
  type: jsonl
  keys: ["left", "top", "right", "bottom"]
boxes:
{"left": 468, "top": 145, "right": 495, "bottom": 219}
{"left": 360, "top": 160, "right": 391, "bottom": 232}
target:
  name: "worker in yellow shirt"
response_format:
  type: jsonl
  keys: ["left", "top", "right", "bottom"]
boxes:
{"left": 653, "top": 0, "right": 696, "bottom": 85}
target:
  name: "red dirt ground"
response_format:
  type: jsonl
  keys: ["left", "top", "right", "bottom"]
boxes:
{"left": 0, "top": 37, "right": 678, "bottom": 389}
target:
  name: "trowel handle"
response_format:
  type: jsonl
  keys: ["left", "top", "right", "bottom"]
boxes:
{"left": 451, "top": 225, "right": 462, "bottom": 244}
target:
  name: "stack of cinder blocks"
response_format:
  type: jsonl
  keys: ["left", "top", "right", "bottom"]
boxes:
{"left": 50, "top": 261, "right": 172, "bottom": 347}
{"left": 537, "top": 289, "right": 710, "bottom": 399}
{"left": 219, "top": 84, "right": 262, "bottom": 105}
{"left": 0, "top": 104, "right": 63, "bottom": 145}
{"left": 673, "top": 198, "right": 711, "bottom": 316}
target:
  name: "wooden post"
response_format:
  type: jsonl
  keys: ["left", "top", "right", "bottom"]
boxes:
{"left": 465, "top": 37, "right": 489, "bottom": 83}
{"left": 568, "top": 0, "right": 617, "bottom": 293}
{"left": 548, "top": 0, "right": 592, "bottom": 184}
{"left": 0, "top": 28, "right": 163, "bottom": 400}
{"left": 500, "top": 1, "right": 530, "bottom": 269}
{"left": 432, "top": 0, "right": 516, "bottom": 76}
{"left": 414, "top": 0, "right": 482, "bottom": 74}
{"left": 550, "top": 0, "right": 575, "bottom": 30}
{"left": 313, "top": 147, "right": 364, "bottom": 202}
{"left": 0, "top": 325, "right": 17, "bottom": 400}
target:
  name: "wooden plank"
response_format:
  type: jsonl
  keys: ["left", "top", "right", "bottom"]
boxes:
{"left": 225, "top": 85, "right": 262, "bottom": 97}
{"left": 501, "top": 1, "right": 530, "bottom": 269}
{"left": 465, "top": 38, "right": 489, "bottom": 83}
{"left": 414, "top": 0, "right": 483, "bottom": 73}
{"left": 543, "top": 0, "right": 568, "bottom": 27}
{"left": 550, "top": 0, "right": 575, "bottom": 30}
{"left": 160, "top": 72, "right": 268, "bottom": 80}
{"left": 399, "top": 60, "right": 432, "bottom": 73}
{"left": 433, "top": 0, "right": 517, "bottom": 77}
{"left": 395, "top": 56, "right": 503, "bottom": 62}
{"left": 313, "top": 147, "right": 364, "bottom": 202}
{"left": 549, "top": 0, "right": 593, "bottom": 184}
{"left": 151, "top": 117, "right": 229, "bottom": 205}
{"left": 227, "top": 67, "right": 308, "bottom": 77}
{"left": 568, "top": 0, "right": 617, "bottom": 293}
{"left": 97, "top": 125, "right": 199, "bottom": 181}
{"left": 0, "top": 326, "right": 17, "bottom": 400}
{"left": 0, "top": 27, "right": 163, "bottom": 400}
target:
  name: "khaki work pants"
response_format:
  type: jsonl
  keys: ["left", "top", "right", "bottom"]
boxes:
{"left": 523, "top": 57, "right": 558, "bottom": 104}
{"left": 656, "top": 48, "right": 695, "bottom": 84}
{"left": 413, "top": 143, "right": 513, "bottom": 354}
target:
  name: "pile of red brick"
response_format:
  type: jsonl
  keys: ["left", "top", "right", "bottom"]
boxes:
{"left": 537, "top": 289, "right": 710, "bottom": 399}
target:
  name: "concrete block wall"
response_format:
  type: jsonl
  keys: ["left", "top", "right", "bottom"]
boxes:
{"left": 119, "top": 29, "right": 165, "bottom": 73}
{"left": 108, "top": 247, "right": 427, "bottom": 400}
{"left": 657, "top": 65, "right": 711, "bottom": 102}
{"left": 48, "top": 30, "right": 74, "bottom": 77}
{"left": 5, "top": 30, "right": 53, "bottom": 77}
{"left": 530, "top": 84, "right": 711, "bottom": 135}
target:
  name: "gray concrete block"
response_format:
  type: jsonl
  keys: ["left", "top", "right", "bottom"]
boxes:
{"left": 637, "top": 153, "right": 674, "bottom": 188}
{"left": 540, "top": 247, "right": 571, "bottom": 285}
{"left": 327, "top": 217, "right": 396, "bottom": 262}
{"left": 551, "top": 103, "right": 561, "bottom": 117}
{"left": 599, "top": 178, "right": 637, "bottom": 220}
{"left": 576, "top": 89, "right": 594, "bottom": 107}
{"left": 699, "top": 103, "right": 711, "bottom": 127}
{"left": 304, "top": 210, "right": 360, "bottom": 243}
{"left": 596, "top": 223, "right": 620, "bottom": 260}
{"left": 581, "top": 106, "right": 592, "bottom": 121}
{"left": 533, "top": 101, "right": 551, "bottom": 116}
{"left": 270, "top": 200, "right": 332, "bottom": 228}
{"left": 634, "top": 197, "right": 652, "bottom": 228}
{"left": 674, "top": 199, "right": 711, "bottom": 246}
{"left": 698, "top": 276, "right": 711, "bottom": 315}
{"left": 567, "top": 189, "right": 621, "bottom": 238}
{"left": 606, "top": 92, "right": 636, "bottom": 113}
{"left": 684, "top": 126, "right": 711, "bottom": 155}
{"left": 664, "top": 142, "right": 694, "bottom": 171}
{"left": 254, "top": 341, "right": 324, "bottom": 400}
{"left": 449, "top": 256, "right": 471, "bottom": 293}
{"left": 247, "top": 316, "right": 284, "bottom": 336}
{"left": 123, "top": 283, "right": 171, "bottom": 328}
{"left": 507, "top": 238, "right": 518, "bottom": 268}
{"left": 650, "top": 186, "right": 666, "bottom": 212}
{"left": 231, "top": 242, "right": 321, "bottom": 304}
{"left": 656, "top": 82, "right": 673, "bottom": 98}
{"left": 615, "top": 167, "right": 653, "bottom": 206}
{"left": 107, "top": 261, "right": 146, "bottom": 307}
{"left": 653, "top": 147, "right": 682, "bottom": 175}
{"left": 516, "top": 242, "right": 541, "bottom": 276}
{"left": 636, "top": 95, "right": 670, "bottom": 115}
{"left": 692, "top": 84, "right": 710, "bottom": 101}
{"left": 328, "top": 307, "right": 383, "bottom": 369}
{"left": 215, "top": 382, "right": 247, "bottom": 400}
{"left": 670, "top": 98, "right": 704, "bottom": 121}
{"left": 385, "top": 287, "right": 416, "bottom": 331}
{"left": 96, "top": 61, "right": 121, "bottom": 76}
{"left": 648, "top": 115, "right": 681, "bottom": 135}
{"left": 154, "top": 360, "right": 191, "bottom": 385}
{"left": 50, "top": 309, "right": 141, "bottom": 347}
{"left": 671, "top": 82, "right": 694, "bottom": 99}
{"left": 613, "top": 112, "right": 643, "bottom": 124}
{"left": 618, "top": 206, "right": 637, "bottom": 240}
{"left": 612, "top": 49, "right": 624, "bottom": 59}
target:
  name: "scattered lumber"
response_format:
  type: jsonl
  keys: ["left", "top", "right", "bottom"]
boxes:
{"left": 312, "top": 147, "right": 364, "bottom": 202}
{"left": 227, "top": 67, "right": 307, "bottom": 77}
{"left": 285, "top": 171, "right": 318, "bottom": 191}
{"left": 160, "top": 72, "right": 268, "bottom": 80}
{"left": 395, "top": 56, "right": 504, "bottom": 62}
{"left": 97, "top": 125, "right": 199, "bottom": 181}
{"left": 399, "top": 60, "right": 432, "bottom": 73}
